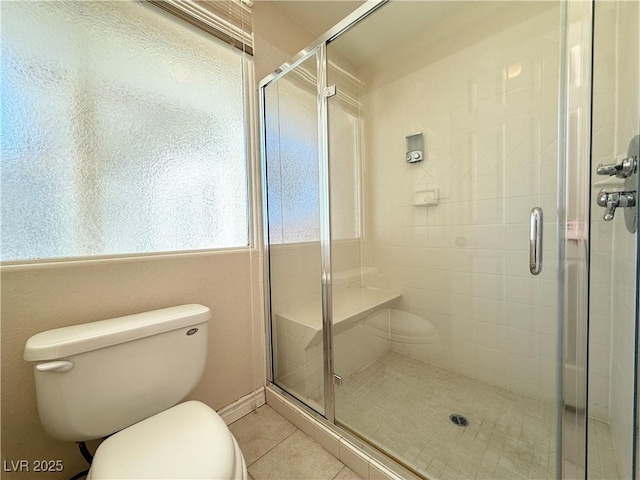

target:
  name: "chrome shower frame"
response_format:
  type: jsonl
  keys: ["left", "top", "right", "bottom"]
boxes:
{"left": 258, "top": 1, "right": 595, "bottom": 477}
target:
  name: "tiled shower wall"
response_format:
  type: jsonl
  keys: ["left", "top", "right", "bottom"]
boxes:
{"left": 360, "top": 8, "right": 562, "bottom": 402}
{"left": 607, "top": 1, "right": 639, "bottom": 476}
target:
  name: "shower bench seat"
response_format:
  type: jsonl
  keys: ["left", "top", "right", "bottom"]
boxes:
{"left": 275, "top": 286, "right": 401, "bottom": 350}
{"left": 273, "top": 287, "right": 401, "bottom": 405}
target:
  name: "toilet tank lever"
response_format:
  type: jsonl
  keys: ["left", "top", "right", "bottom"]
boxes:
{"left": 36, "top": 360, "right": 74, "bottom": 372}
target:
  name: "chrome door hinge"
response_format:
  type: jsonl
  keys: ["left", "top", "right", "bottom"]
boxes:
{"left": 332, "top": 373, "right": 342, "bottom": 386}
{"left": 324, "top": 85, "right": 336, "bottom": 98}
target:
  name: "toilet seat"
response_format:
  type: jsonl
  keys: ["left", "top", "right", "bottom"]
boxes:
{"left": 88, "top": 401, "right": 247, "bottom": 480}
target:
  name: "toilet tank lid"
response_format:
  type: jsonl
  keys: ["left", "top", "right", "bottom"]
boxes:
{"left": 24, "top": 304, "right": 210, "bottom": 362}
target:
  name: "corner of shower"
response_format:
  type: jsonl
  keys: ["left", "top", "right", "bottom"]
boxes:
{"left": 258, "top": 1, "right": 639, "bottom": 478}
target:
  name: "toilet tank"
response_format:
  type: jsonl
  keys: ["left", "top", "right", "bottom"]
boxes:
{"left": 23, "top": 304, "right": 210, "bottom": 442}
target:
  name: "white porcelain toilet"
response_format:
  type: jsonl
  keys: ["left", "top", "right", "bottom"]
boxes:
{"left": 24, "top": 304, "right": 247, "bottom": 480}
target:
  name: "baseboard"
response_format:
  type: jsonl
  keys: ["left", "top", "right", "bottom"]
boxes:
{"left": 218, "top": 387, "right": 266, "bottom": 425}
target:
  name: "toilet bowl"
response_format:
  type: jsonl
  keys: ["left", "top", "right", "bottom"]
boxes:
{"left": 24, "top": 304, "right": 247, "bottom": 480}
{"left": 88, "top": 401, "right": 247, "bottom": 480}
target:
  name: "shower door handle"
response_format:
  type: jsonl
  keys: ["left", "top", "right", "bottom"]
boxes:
{"left": 530, "top": 207, "right": 543, "bottom": 275}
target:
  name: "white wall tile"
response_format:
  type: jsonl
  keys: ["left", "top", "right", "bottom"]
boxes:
{"left": 477, "top": 323, "right": 507, "bottom": 351}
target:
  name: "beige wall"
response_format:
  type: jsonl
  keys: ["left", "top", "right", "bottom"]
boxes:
{"left": 253, "top": 1, "right": 362, "bottom": 82}
{"left": 1, "top": 250, "right": 262, "bottom": 479}
{"left": 253, "top": 1, "right": 316, "bottom": 82}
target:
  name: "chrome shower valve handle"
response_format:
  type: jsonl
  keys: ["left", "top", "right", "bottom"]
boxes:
{"left": 596, "top": 155, "right": 637, "bottom": 178}
{"left": 596, "top": 189, "right": 636, "bottom": 221}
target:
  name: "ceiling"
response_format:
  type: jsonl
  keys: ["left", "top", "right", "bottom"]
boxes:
{"left": 327, "top": 1, "right": 468, "bottom": 68}
{"left": 271, "top": 1, "right": 365, "bottom": 38}
{"left": 267, "top": 1, "right": 556, "bottom": 91}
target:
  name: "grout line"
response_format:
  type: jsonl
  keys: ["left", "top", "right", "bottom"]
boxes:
{"left": 252, "top": 404, "right": 356, "bottom": 479}
{"left": 247, "top": 429, "right": 297, "bottom": 469}
{"left": 245, "top": 411, "right": 298, "bottom": 469}
{"left": 330, "top": 465, "right": 350, "bottom": 480}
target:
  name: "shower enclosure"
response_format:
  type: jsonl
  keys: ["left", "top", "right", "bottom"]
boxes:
{"left": 260, "top": 1, "right": 639, "bottom": 478}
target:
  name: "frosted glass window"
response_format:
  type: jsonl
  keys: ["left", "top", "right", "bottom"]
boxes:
{"left": 264, "top": 61, "right": 320, "bottom": 244}
{"left": 1, "top": 1, "right": 248, "bottom": 261}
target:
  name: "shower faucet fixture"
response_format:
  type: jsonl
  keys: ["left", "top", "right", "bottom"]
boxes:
{"left": 596, "top": 189, "right": 636, "bottom": 221}
{"left": 596, "top": 155, "right": 637, "bottom": 178}
{"left": 596, "top": 135, "right": 639, "bottom": 231}
{"left": 597, "top": 136, "right": 638, "bottom": 179}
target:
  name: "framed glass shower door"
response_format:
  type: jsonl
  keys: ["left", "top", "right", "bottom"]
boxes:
{"left": 325, "top": 2, "right": 565, "bottom": 478}
{"left": 262, "top": 51, "right": 327, "bottom": 414}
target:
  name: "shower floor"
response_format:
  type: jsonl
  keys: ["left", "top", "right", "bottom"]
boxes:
{"left": 334, "top": 352, "right": 619, "bottom": 479}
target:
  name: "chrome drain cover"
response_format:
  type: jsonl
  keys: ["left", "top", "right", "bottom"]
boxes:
{"left": 449, "top": 414, "right": 469, "bottom": 427}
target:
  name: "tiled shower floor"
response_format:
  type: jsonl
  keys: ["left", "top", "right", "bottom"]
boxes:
{"left": 335, "top": 352, "right": 619, "bottom": 479}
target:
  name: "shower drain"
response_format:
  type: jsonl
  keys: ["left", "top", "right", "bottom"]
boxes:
{"left": 449, "top": 414, "right": 469, "bottom": 427}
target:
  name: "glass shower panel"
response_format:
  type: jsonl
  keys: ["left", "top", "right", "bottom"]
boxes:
{"left": 263, "top": 55, "right": 326, "bottom": 414}
{"left": 325, "top": 58, "right": 375, "bottom": 391}
{"left": 587, "top": 1, "right": 639, "bottom": 478}
{"left": 327, "top": 2, "right": 563, "bottom": 478}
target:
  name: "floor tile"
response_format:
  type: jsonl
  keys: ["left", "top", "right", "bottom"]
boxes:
{"left": 229, "top": 405, "right": 296, "bottom": 465}
{"left": 334, "top": 351, "right": 621, "bottom": 480}
{"left": 249, "top": 430, "right": 345, "bottom": 480}
{"left": 333, "top": 466, "right": 363, "bottom": 479}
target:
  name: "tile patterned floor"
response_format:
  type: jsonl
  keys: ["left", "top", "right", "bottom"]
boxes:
{"left": 235, "top": 354, "right": 620, "bottom": 479}
{"left": 335, "top": 352, "right": 620, "bottom": 480}
{"left": 587, "top": 419, "right": 622, "bottom": 480}
{"left": 230, "top": 405, "right": 363, "bottom": 480}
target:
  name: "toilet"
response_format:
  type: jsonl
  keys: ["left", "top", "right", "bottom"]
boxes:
{"left": 24, "top": 304, "right": 247, "bottom": 480}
